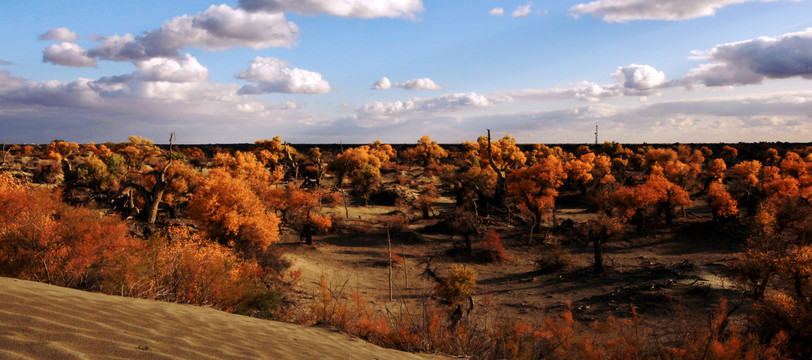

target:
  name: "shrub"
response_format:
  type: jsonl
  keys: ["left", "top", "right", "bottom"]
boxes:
{"left": 424, "top": 163, "right": 443, "bottom": 176}
{"left": 480, "top": 230, "right": 508, "bottom": 262}
{"left": 435, "top": 264, "right": 477, "bottom": 306}
{"left": 0, "top": 174, "right": 133, "bottom": 288}
{"left": 535, "top": 246, "right": 573, "bottom": 272}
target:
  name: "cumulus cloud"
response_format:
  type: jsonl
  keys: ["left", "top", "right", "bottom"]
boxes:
{"left": 611, "top": 64, "right": 668, "bottom": 92}
{"left": 683, "top": 28, "right": 812, "bottom": 87}
{"left": 512, "top": 2, "right": 534, "bottom": 18}
{"left": 371, "top": 77, "right": 392, "bottom": 90}
{"left": 38, "top": 27, "right": 79, "bottom": 42}
{"left": 569, "top": 0, "right": 777, "bottom": 22}
{"left": 238, "top": 0, "right": 424, "bottom": 19}
{"left": 86, "top": 5, "right": 298, "bottom": 62}
{"left": 135, "top": 54, "right": 208, "bottom": 83}
{"left": 489, "top": 8, "right": 505, "bottom": 16}
{"left": 372, "top": 77, "right": 443, "bottom": 90}
{"left": 236, "top": 57, "right": 331, "bottom": 94}
{"left": 42, "top": 42, "right": 97, "bottom": 68}
{"left": 394, "top": 77, "right": 443, "bottom": 90}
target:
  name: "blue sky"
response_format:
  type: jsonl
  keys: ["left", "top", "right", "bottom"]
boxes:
{"left": 1, "top": 0, "right": 811, "bottom": 144}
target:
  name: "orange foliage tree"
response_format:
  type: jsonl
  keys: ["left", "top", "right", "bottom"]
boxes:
{"left": 403, "top": 135, "right": 448, "bottom": 167}
{"left": 707, "top": 181, "right": 739, "bottom": 220}
{"left": 266, "top": 185, "right": 332, "bottom": 245}
{"left": 611, "top": 172, "right": 691, "bottom": 228}
{"left": 187, "top": 168, "right": 281, "bottom": 257}
{"left": 507, "top": 155, "right": 567, "bottom": 242}
{"left": 328, "top": 141, "right": 393, "bottom": 187}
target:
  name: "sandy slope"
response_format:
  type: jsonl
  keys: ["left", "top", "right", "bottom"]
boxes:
{"left": 0, "top": 277, "right": 444, "bottom": 360}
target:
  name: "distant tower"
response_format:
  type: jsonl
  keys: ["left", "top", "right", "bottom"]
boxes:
{"left": 594, "top": 123, "right": 598, "bottom": 145}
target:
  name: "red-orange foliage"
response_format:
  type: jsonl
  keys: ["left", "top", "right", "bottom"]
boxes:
{"left": 707, "top": 181, "right": 739, "bottom": 219}
{"left": 266, "top": 185, "right": 332, "bottom": 245}
{"left": 507, "top": 155, "right": 566, "bottom": 237}
{"left": 480, "top": 230, "right": 508, "bottom": 262}
{"left": 612, "top": 173, "right": 691, "bottom": 225}
{"left": 0, "top": 174, "right": 134, "bottom": 288}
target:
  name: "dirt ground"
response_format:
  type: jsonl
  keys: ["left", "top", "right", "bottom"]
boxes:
{"left": 279, "top": 180, "right": 749, "bottom": 334}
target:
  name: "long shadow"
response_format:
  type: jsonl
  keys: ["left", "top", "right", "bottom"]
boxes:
{"left": 478, "top": 269, "right": 547, "bottom": 285}
{"left": 320, "top": 234, "right": 387, "bottom": 248}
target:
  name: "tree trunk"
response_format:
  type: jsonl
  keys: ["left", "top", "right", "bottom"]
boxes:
{"left": 486, "top": 129, "right": 505, "bottom": 207}
{"left": 465, "top": 233, "right": 473, "bottom": 257}
{"left": 593, "top": 232, "right": 603, "bottom": 273}
{"left": 145, "top": 183, "right": 166, "bottom": 224}
{"left": 402, "top": 240, "right": 407, "bottom": 292}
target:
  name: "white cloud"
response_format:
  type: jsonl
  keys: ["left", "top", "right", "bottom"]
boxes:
{"left": 135, "top": 54, "right": 208, "bottom": 83}
{"left": 489, "top": 7, "right": 505, "bottom": 16}
{"left": 683, "top": 28, "right": 812, "bottom": 87}
{"left": 356, "top": 92, "right": 497, "bottom": 119}
{"left": 612, "top": 64, "right": 668, "bottom": 92}
{"left": 372, "top": 77, "right": 443, "bottom": 90}
{"left": 512, "top": 2, "right": 534, "bottom": 18}
{"left": 371, "top": 77, "right": 392, "bottom": 90}
{"left": 394, "top": 77, "right": 443, "bottom": 90}
{"left": 86, "top": 5, "right": 298, "bottom": 62}
{"left": 238, "top": 0, "right": 424, "bottom": 19}
{"left": 492, "top": 64, "right": 667, "bottom": 102}
{"left": 569, "top": 0, "right": 779, "bottom": 22}
{"left": 38, "top": 27, "right": 79, "bottom": 42}
{"left": 42, "top": 42, "right": 97, "bottom": 68}
{"left": 236, "top": 57, "right": 331, "bottom": 94}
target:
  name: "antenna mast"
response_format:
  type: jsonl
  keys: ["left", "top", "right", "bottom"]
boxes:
{"left": 594, "top": 123, "right": 598, "bottom": 145}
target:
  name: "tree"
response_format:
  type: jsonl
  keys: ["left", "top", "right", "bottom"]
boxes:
{"left": 351, "top": 162, "right": 381, "bottom": 206}
{"left": 404, "top": 135, "right": 448, "bottom": 167}
{"left": 565, "top": 152, "right": 596, "bottom": 194}
{"left": 507, "top": 155, "right": 566, "bottom": 243}
{"left": 462, "top": 131, "right": 526, "bottom": 206}
{"left": 585, "top": 215, "right": 624, "bottom": 273}
{"left": 611, "top": 172, "right": 691, "bottom": 228}
{"left": 266, "top": 186, "right": 332, "bottom": 245}
{"left": 328, "top": 142, "right": 392, "bottom": 188}
{"left": 707, "top": 181, "right": 739, "bottom": 220}
{"left": 729, "top": 160, "right": 763, "bottom": 215}
{"left": 44, "top": 140, "right": 80, "bottom": 172}
{"left": 188, "top": 168, "right": 281, "bottom": 257}
{"left": 254, "top": 136, "right": 299, "bottom": 176}
{"left": 448, "top": 207, "right": 481, "bottom": 257}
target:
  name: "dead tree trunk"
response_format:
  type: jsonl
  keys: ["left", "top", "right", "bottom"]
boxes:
{"left": 486, "top": 129, "right": 506, "bottom": 207}
{"left": 387, "top": 226, "right": 393, "bottom": 302}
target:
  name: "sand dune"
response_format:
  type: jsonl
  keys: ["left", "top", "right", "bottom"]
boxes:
{"left": 0, "top": 277, "right": 444, "bottom": 359}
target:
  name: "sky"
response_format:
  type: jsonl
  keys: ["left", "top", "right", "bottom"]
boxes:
{"left": 0, "top": 0, "right": 811, "bottom": 145}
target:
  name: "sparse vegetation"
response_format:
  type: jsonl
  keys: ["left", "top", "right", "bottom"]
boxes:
{"left": 1, "top": 137, "right": 811, "bottom": 358}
